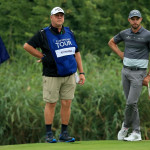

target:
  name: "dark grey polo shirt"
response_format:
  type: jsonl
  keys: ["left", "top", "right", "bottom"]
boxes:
{"left": 114, "top": 26, "right": 150, "bottom": 68}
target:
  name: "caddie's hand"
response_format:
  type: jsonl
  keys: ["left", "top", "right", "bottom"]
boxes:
{"left": 78, "top": 74, "right": 85, "bottom": 85}
{"left": 37, "top": 55, "right": 45, "bottom": 63}
{"left": 143, "top": 75, "right": 150, "bottom": 87}
{"left": 37, "top": 59, "right": 42, "bottom": 63}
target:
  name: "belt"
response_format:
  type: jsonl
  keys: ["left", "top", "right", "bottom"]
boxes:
{"left": 123, "top": 65, "right": 146, "bottom": 71}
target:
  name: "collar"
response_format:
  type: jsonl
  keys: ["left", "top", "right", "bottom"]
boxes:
{"left": 49, "top": 24, "right": 65, "bottom": 34}
{"left": 130, "top": 26, "right": 144, "bottom": 34}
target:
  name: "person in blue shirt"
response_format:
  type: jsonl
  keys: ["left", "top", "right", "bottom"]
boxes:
{"left": 24, "top": 7, "right": 85, "bottom": 143}
{"left": 0, "top": 36, "right": 9, "bottom": 65}
{"left": 108, "top": 10, "right": 150, "bottom": 141}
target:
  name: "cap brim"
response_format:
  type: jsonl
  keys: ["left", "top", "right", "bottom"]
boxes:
{"left": 129, "top": 15, "right": 141, "bottom": 18}
{"left": 51, "top": 12, "right": 64, "bottom": 15}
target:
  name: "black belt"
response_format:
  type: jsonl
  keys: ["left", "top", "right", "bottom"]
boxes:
{"left": 123, "top": 65, "right": 146, "bottom": 71}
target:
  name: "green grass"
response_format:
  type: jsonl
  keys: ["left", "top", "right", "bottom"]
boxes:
{"left": 1, "top": 140, "right": 150, "bottom": 150}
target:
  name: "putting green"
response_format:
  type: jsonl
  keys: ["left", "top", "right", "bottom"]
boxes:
{"left": 0, "top": 140, "right": 150, "bottom": 150}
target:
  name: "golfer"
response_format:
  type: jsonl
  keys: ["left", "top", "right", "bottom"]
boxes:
{"left": 108, "top": 10, "right": 150, "bottom": 141}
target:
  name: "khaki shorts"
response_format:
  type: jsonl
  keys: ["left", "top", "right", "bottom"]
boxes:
{"left": 43, "top": 74, "right": 76, "bottom": 103}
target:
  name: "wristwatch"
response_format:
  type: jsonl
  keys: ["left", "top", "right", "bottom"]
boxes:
{"left": 79, "top": 72, "right": 85, "bottom": 75}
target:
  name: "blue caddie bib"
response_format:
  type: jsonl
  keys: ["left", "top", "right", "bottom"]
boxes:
{"left": 44, "top": 27, "right": 78, "bottom": 76}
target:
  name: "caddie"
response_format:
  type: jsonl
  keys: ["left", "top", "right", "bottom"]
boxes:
{"left": 24, "top": 6, "right": 85, "bottom": 143}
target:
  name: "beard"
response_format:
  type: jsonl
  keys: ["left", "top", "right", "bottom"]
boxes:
{"left": 131, "top": 24, "right": 140, "bottom": 29}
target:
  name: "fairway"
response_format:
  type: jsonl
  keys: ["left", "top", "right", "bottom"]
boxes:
{"left": 0, "top": 140, "right": 150, "bottom": 150}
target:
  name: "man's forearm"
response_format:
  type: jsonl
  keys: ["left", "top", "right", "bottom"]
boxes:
{"left": 23, "top": 43, "right": 43, "bottom": 59}
{"left": 75, "top": 52, "right": 84, "bottom": 73}
{"left": 108, "top": 38, "right": 124, "bottom": 60}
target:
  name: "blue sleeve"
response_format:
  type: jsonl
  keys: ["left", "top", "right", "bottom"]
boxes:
{"left": 0, "top": 37, "right": 10, "bottom": 65}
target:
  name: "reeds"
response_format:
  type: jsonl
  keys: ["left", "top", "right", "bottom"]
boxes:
{"left": 1, "top": 52, "right": 150, "bottom": 145}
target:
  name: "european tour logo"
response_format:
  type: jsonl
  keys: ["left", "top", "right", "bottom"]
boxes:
{"left": 54, "top": 38, "right": 72, "bottom": 48}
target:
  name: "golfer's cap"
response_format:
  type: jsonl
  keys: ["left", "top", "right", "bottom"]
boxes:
{"left": 128, "top": 10, "right": 142, "bottom": 18}
{"left": 51, "top": 7, "right": 64, "bottom": 16}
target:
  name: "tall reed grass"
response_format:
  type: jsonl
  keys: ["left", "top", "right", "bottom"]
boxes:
{"left": 0, "top": 50, "right": 150, "bottom": 145}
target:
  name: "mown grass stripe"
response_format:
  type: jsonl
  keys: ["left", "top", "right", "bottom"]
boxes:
{"left": 0, "top": 140, "right": 150, "bottom": 150}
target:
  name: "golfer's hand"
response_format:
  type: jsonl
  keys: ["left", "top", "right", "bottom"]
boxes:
{"left": 119, "top": 52, "right": 124, "bottom": 60}
{"left": 78, "top": 74, "right": 85, "bottom": 85}
{"left": 143, "top": 75, "right": 150, "bottom": 87}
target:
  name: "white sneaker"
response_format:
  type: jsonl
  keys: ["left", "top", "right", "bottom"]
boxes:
{"left": 117, "top": 123, "right": 128, "bottom": 140}
{"left": 124, "top": 132, "right": 142, "bottom": 141}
